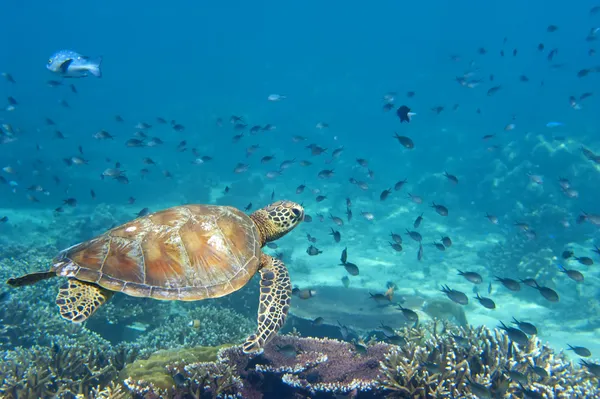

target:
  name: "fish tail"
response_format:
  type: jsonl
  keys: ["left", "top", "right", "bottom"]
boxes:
{"left": 88, "top": 57, "right": 103, "bottom": 78}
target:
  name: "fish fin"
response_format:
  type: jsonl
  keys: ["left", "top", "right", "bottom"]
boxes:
{"left": 88, "top": 57, "right": 103, "bottom": 78}
{"left": 59, "top": 59, "right": 74, "bottom": 73}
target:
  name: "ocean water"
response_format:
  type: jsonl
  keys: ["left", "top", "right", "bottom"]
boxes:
{"left": 1, "top": 0, "right": 600, "bottom": 398}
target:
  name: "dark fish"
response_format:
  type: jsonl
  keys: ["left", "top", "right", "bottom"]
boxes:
{"left": 562, "top": 250, "right": 574, "bottom": 259}
{"left": 390, "top": 232, "right": 402, "bottom": 244}
{"left": 431, "top": 202, "right": 448, "bottom": 216}
{"left": 567, "top": 345, "right": 591, "bottom": 357}
{"left": 512, "top": 318, "right": 537, "bottom": 335}
{"left": 341, "top": 276, "right": 350, "bottom": 288}
{"left": 315, "top": 195, "right": 327, "bottom": 202}
{"left": 406, "top": 229, "right": 422, "bottom": 242}
{"left": 342, "top": 262, "right": 359, "bottom": 276}
{"left": 394, "top": 179, "right": 407, "bottom": 191}
{"left": 329, "top": 228, "right": 341, "bottom": 243}
{"left": 498, "top": 321, "right": 529, "bottom": 346}
{"left": 413, "top": 213, "right": 423, "bottom": 228}
{"left": 580, "top": 360, "right": 600, "bottom": 377}
{"left": 136, "top": 208, "right": 150, "bottom": 217}
{"left": 330, "top": 214, "right": 344, "bottom": 226}
{"left": 380, "top": 188, "right": 391, "bottom": 201}
{"left": 432, "top": 242, "right": 445, "bottom": 251}
{"left": 495, "top": 276, "right": 521, "bottom": 291}
{"left": 379, "top": 322, "right": 395, "bottom": 337}
{"left": 0, "top": 216, "right": 8, "bottom": 223}
{"left": 443, "top": 171, "right": 458, "bottom": 184}
{"left": 520, "top": 278, "right": 538, "bottom": 288}
{"left": 440, "top": 285, "right": 468, "bottom": 305}
{"left": 441, "top": 236, "right": 452, "bottom": 247}
{"left": 474, "top": 293, "right": 495, "bottom": 309}
{"left": 70, "top": 84, "right": 77, "bottom": 93}
{"left": 306, "top": 245, "right": 322, "bottom": 256}
{"left": 575, "top": 256, "right": 593, "bottom": 266}
{"left": 487, "top": 85, "right": 502, "bottom": 96}
{"left": 393, "top": 133, "right": 414, "bottom": 149}
{"left": 397, "top": 305, "right": 418, "bottom": 323}
{"left": 458, "top": 270, "right": 482, "bottom": 284}
{"left": 312, "top": 317, "right": 324, "bottom": 326}
{"left": 532, "top": 282, "right": 559, "bottom": 302}
{"left": 63, "top": 198, "right": 77, "bottom": 207}
{"left": 559, "top": 265, "right": 584, "bottom": 283}
{"left": 90, "top": 189, "right": 96, "bottom": 200}
{"left": 547, "top": 25, "right": 558, "bottom": 32}
{"left": 529, "top": 365, "right": 548, "bottom": 379}
{"left": 417, "top": 244, "right": 423, "bottom": 261}
{"left": 389, "top": 242, "right": 402, "bottom": 252}
{"left": 340, "top": 247, "right": 347, "bottom": 264}
{"left": 396, "top": 105, "right": 411, "bottom": 123}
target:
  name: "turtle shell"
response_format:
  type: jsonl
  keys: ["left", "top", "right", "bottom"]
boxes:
{"left": 52, "top": 205, "right": 262, "bottom": 301}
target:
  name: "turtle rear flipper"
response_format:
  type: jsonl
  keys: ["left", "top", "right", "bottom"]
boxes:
{"left": 243, "top": 254, "right": 291, "bottom": 354}
{"left": 6, "top": 271, "right": 56, "bottom": 287}
{"left": 56, "top": 279, "right": 113, "bottom": 323}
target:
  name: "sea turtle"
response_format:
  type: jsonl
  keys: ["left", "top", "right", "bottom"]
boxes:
{"left": 6, "top": 200, "right": 304, "bottom": 354}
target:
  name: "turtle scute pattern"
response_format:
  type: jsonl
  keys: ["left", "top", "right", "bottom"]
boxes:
{"left": 243, "top": 255, "right": 292, "bottom": 353}
{"left": 54, "top": 205, "right": 261, "bottom": 301}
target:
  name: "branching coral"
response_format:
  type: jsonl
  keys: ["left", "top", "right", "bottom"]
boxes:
{"left": 0, "top": 339, "right": 136, "bottom": 399}
{"left": 380, "top": 324, "right": 599, "bottom": 398}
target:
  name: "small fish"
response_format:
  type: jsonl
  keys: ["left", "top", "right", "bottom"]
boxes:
{"left": 458, "top": 270, "right": 482, "bottom": 284}
{"left": 567, "top": 345, "right": 591, "bottom": 357}
{"left": 306, "top": 245, "right": 322, "bottom": 256}
{"left": 396, "top": 105, "right": 412, "bottom": 123}
{"left": 369, "top": 292, "right": 391, "bottom": 305}
{"left": 0, "top": 216, "right": 8, "bottom": 223}
{"left": 512, "top": 318, "right": 538, "bottom": 335}
{"left": 498, "top": 321, "right": 529, "bottom": 346}
{"left": 296, "top": 289, "right": 316, "bottom": 300}
{"left": 443, "top": 171, "right": 458, "bottom": 184}
{"left": 440, "top": 285, "right": 468, "bottom": 305}
{"left": 393, "top": 133, "right": 414, "bottom": 149}
{"left": 394, "top": 179, "right": 407, "bottom": 191}
{"left": 46, "top": 50, "right": 102, "bottom": 78}
{"left": 380, "top": 188, "right": 392, "bottom": 201}
{"left": 495, "top": 276, "right": 521, "bottom": 291}
{"left": 431, "top": 202, "right": 448, "bottom": 216}
{"left": 342, "top": 262, "right": 359, "bottom": 276}
{"left": 267, "top": 94, "right": 286, "bottom": 101}
{"left": 474, "top": 293, "right": 495, "bottom": 309}
{"left": 413, "top": 213, "right": 423, "bottom": 228}
{"left": 341, "top": 276, "right": 350, "bottom": 288}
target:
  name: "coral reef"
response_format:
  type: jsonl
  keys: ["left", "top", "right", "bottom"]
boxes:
{"left": 123, "top": 323, "right": 600, "bottom": 399}
{"left": 132, "top": 304, "right": 255, "bottom": 356}
{"left": 0, "top": 340, "right": 137, "bottom": 399}
{"left": 121, "top": 344, "right": 231, "bottom": 390}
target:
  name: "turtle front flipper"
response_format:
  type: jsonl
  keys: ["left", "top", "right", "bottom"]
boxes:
{"left": 243, "top": 254, "right": 292, "bottom": 354}
{"left": 56, "top": 279, "right": 114, "bottom": 323}
{"left": 6, "top": 271, "right": 56, "bottom": 287}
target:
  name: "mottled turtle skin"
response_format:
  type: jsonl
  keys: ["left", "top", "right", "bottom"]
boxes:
{"left": 7, "top": 200, "right": 305, "bottom": 354}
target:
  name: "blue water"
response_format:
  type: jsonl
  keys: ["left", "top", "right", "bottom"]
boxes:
{"left": 1, "top": 0, "right": 600, "bottom": 397}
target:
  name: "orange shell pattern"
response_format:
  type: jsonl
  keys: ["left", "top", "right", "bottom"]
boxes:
{"left": 53, "top": 205, "right": 261, "bottom": 301}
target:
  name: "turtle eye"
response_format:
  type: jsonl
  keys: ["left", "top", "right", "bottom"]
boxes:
{"left": 291, "top": 208, "right": 302, "bottom": 218}
{"left": 48, "top": 59, "right": 52, "bottom": 64}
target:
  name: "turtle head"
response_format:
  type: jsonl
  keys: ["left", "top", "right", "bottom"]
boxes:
{"left": 251, "top": 200, "right": 304, "bottom": 245}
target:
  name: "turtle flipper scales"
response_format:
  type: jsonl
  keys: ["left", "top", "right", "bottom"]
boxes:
{"left": 243, "top": 254, "right": 291, "bottom": 354}
{"left": 55, "top": 279, "right": 114, "bottom": 323}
